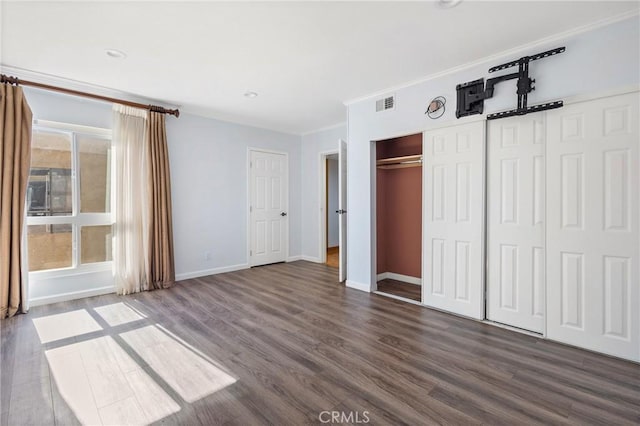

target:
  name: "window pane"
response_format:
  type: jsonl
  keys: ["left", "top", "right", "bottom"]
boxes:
{"left": 28, "top": 131, "right": 72, "bottom": 216}
{"left": 28, "top": 225, "right": 72, "bottom": 271}
{"left": 81, "top": 225, "right": 113, "bottom": 264}
{"left": 78, "top": 135, "right": 111, "bottom": 213}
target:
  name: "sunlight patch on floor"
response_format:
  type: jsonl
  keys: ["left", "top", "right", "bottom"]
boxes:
{"left": 46, "top": 336, "right": 180, "bottom": 425}
{"left": 33, "top": 309, "right": 102, "bottom": 343}
{"left": 94, "top": 302, "right": 146, "bottom": 327}
{"left": 121, "top": 325, "right": 237, "bottom": 403}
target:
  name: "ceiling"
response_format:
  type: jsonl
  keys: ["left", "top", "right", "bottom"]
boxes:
{"left": 1, "top": 1, "right": 638, "bottom": 134}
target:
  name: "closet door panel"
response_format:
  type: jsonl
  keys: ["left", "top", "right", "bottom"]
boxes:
{"left": 423, "top": 121, "right": 485, "bottom": 319}
{"left": 487, "top": 115, "right": 545, "bottom": 333}
{"left": 546, "top": 92, "right": 639, "bottom": 361}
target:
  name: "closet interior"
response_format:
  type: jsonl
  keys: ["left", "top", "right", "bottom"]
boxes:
{"left": 376, "top": 133, "right": 423, "bottom": 302}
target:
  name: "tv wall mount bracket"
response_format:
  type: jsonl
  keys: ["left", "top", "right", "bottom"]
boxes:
{"left": 455, "top": 46, "right": 565, "bottom": 120}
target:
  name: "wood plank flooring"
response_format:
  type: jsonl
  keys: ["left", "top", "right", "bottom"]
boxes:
{"left": 1, "top": 261, "right": 639, "bottom": 425}
{"left": 326, "top": 247, "right": 339, "bottom": 268}
{"left": 377, "top": 279, "right": 421, "bottom": 302}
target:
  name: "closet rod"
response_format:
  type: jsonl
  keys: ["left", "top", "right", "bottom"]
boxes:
{"left": 376, "top": 159, "right": 422, "bottom": 169}
{"left": 1, "top": 74, "right": 180, "bottom": 117}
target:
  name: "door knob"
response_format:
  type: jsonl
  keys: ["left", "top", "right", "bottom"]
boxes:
{"left": 280, "top": 212, "right": 287, "bottom": 216}
{"left": 336, "top": 209, "right": 347, "bottom": 214}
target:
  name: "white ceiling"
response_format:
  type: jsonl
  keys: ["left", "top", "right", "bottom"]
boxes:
{"left": 1, "top": 1, "right": 638, "bottom": 134}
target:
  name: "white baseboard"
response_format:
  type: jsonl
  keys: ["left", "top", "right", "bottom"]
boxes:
{"left": 376, "top": 272, "right": 421, "bottom": 286}
{"left": 175, "top": 263, "right": 249, "bottom": 281}
{"left": 29, "top": 285, "right": 115, "bottom": 307}
{"left": 300, "top": 255, "right": 322, "bottom": 263}
{"left": 286, "top": 255, "right": 303, "bottom": 262}
{"left": 346, "top": 280, "right": 370, "bottom": 292}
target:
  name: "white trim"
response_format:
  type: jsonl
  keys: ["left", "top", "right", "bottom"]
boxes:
{"left": 286, "top": 255, "right": 302, "bottom": 262}
{"left": 376, "top": 272, "right": 421, "bottom": 286}
{"left": 248, "top": 147, "right": 292, "bottom": 156}
{"left": 247, "top": 147, "right": 290, "bottom": 267}
{"left": 371, "top": 132, "right": 427, "bottom": 305}
{"left": 175, "top": 263, "right": 249, "bottom": 281}
{"left": 246, "top": 149, "right": 252, "bottom": 266}
{"left": 301, "top": 122, "right": 346, "bottom": 137}
{"left": 301, "top": 255, "right": 322, "bottom": 263}
{"left": 29, "top": 285, "right": 115, "bottom": 307}
{"left": 29, "top": 262, "right": 112, "bottom": 280}
{"left": 421, "top": 132, "right": 426, "bottom": 305}
{"left": 26, "top": 122, "right": 114, "bottom": 299}
{"left": 344, "top": 10, "right": 639, "bottom": 105}
{"left": 34, "top": 119, "right": 111, "bottom": 137}
{"left": 374, "top": 291, "right": 422, "bottom": 306}
{"left": 319, "top": 149, "right": 340, "bottom": 264}
{"left": 1, "top": 64, "right": 180, "bottom": 109}
{"left": 346, "top": 279, "right": 370, "bottom": 292}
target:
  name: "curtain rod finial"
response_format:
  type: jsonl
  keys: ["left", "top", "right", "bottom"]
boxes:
{"left": 1, "top": 74, "right": 20, "bottom": 85}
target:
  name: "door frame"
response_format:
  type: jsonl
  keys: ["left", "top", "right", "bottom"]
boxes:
{"left": 369, "top": 116, "right": 485, "bottom": 304}
{"left": 318, "top": 149, "right": 339, "bottom": 264}
{"left": 370, "top": 132, "right": 426, "bottom": 299}
{"left": 246, "top": 148, "right": 290, "bottom": 267}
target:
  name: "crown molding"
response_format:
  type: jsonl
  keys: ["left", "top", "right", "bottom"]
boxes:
{"left": 301, "top": 121, "right": 347, "bottom": 137}
{"left": 343, "top": 9, "right": 639, "bottom": 106}
{"left": 0, "top": 64, "right": 181, "bottom": 110}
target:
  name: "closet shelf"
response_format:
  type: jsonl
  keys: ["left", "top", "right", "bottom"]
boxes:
{"left": 376, "top": 154, "right": 422, "bottom": 169}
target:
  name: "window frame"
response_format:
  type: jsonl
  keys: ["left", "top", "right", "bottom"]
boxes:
{"left": 27, "top": 120, "right": 114, "bottom": 278}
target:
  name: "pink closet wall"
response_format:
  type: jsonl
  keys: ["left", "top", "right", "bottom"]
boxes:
{"left": 376, "top": 134, "right": 422, "bottom": 278}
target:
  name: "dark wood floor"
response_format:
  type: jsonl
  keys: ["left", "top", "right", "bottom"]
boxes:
{"left": 377, "top": 279, "right": 421, "bottom": 302}
{"left": 1, "top": 261, "right": 639, "bottom": 425}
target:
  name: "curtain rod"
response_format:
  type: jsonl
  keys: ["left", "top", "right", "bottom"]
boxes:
{"left": 1, "top": 74, "right": 179, "bottom": 117}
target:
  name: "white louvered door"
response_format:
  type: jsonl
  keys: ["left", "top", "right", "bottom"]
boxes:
{"left": 423, "top": 121, "right": 485, "bottom": 319}
{"left": 487, "top": 115, "right": 545, "bottom": 333}
{"left": 546, "top": 92, "right": 639, "bottom": 361}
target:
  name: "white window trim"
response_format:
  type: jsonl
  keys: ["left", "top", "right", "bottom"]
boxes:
{"left": 27, "top": 121, "right": 114, "bottom": 279}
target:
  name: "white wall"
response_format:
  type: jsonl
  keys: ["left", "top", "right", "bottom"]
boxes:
{"left": 23, "top": 88, "right": 303, "bottom": 289}
{"left": 300, "top": 125, "right": 347, "bottom": 261}
{"left": 166, "top": 112, "right": 301, "bottom": 279}
{"left": 345, "top": 16, "right": 640, "bottom": 291}
{"left": 327, "top": 157, "right": 339, "bottom": 248}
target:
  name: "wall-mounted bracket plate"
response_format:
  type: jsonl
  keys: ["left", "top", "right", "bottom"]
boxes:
{"left": 455, "top": 47, "right": 566, "bottom": 120}
{"left": 455, "top": 79, "right": 485, "bottom": 118}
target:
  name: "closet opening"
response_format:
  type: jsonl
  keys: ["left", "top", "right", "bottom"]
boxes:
{"left": 374, "top": 133, "right": 423, "bottom": 303}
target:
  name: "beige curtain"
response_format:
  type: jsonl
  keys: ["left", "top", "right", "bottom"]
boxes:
{"left": 0, "top": 84, "right": 32, "bottom": 318}
{"left": 147, "top": 112, "right": 175, "bottom": 288}
{"left": 113, "top": 105, "right": 150, "bottom": 295}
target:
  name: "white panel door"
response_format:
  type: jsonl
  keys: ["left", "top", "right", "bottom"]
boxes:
{"left": 546, "top": 92, "right": 639, "bottom": 361}
{"left": 487, "top": 115, "right": 545, "bottom": 333}
{"left": 423, "top": 121, "right": 485, "bottom": 319}
{"left": 250, "top": 150, "right": 288, "bottom": 267}
{"left": 338, "top": 139, "right": 347, "bottom": 282}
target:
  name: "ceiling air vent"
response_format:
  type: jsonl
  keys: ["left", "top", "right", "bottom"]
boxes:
{"left": 376, "top": 95, "right": 395, "bottom": 112}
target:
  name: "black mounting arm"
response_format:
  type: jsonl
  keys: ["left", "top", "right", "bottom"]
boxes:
{"left": 456, "top": 46, "right": 565, "bottom": 120}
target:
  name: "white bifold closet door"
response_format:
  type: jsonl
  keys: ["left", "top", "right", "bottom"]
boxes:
{"left": 487, "top": 115, "right": 545, "bottom": 333}
{"left": 423, "top": 121, "right": 485, "bottom": 319}
{"left": 546, "top": 92, "right": 639, "bottom": 361}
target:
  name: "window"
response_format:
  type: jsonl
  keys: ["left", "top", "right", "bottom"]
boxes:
{"left": 26, "top": 122, "right": 113, "bottom": 274}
